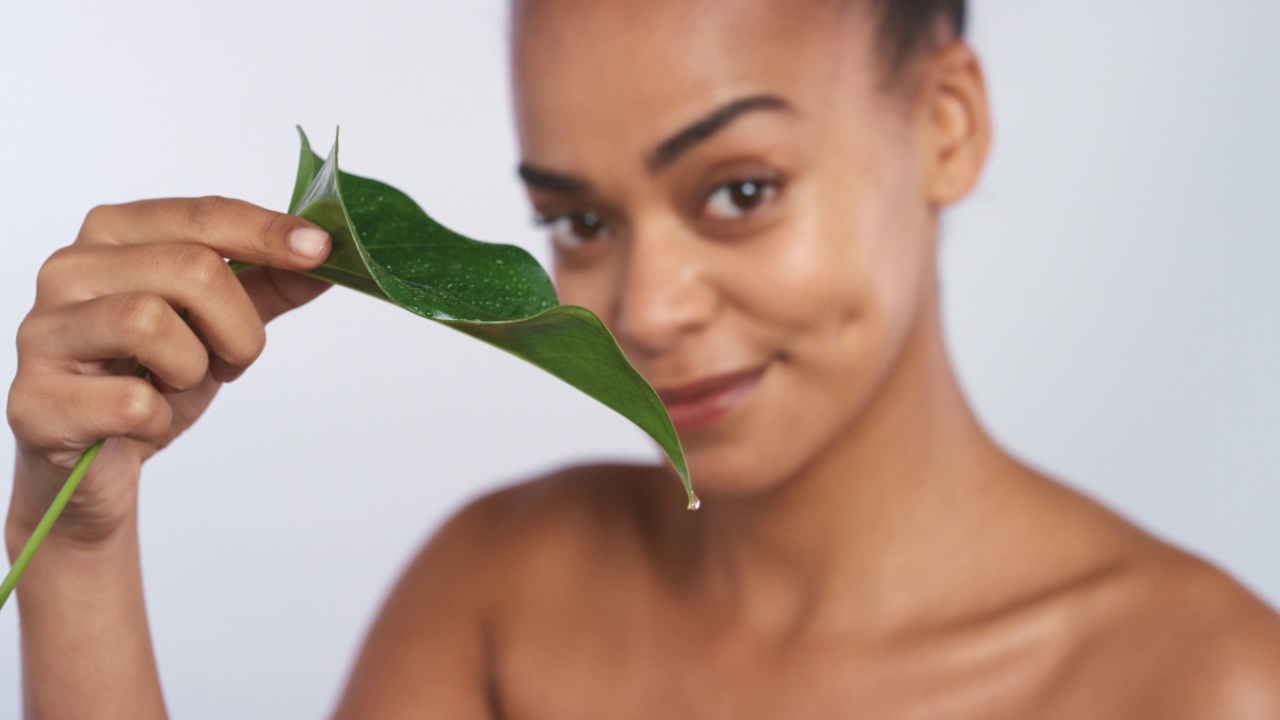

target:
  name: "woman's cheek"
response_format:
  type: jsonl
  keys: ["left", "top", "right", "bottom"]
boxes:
{"left": 739, "top": 205, "right": 872, "bottom": 336}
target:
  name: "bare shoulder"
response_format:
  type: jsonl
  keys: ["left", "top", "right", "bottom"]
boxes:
{"left": 334, "top": 462, "right": 669, "bottom": 718}
{"left": 1133, "top": 548, "right": 1280, "bottom": 716}
{"left": 450, "top": 461, "right": 676, "bottom": 564}
{"left": 995, "top": 472, "right": 1280, "bottom": 717}
{"left": 1054, "top": 530, "right": 1280, "bottom": 717}
{"left": 398, "top": 461, "right": 675, "bottom": 605}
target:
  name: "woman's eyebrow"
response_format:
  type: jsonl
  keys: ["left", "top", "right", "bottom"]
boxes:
{"left": 516, "top": 94, "right": 793, "bottom": 192}
{"left": 517, "top": 163, "right": 591, "bottom": 193}
{"left": 648, "top": 94, "right": 793, "bottom": 173}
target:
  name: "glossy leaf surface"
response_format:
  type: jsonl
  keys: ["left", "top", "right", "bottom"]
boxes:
{"left": 291, "top": 130, "right": 695, "bottom": 508}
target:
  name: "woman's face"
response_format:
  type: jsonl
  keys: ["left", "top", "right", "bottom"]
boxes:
{"left": 512, "top": 0, "right": 943, "bottom": 498}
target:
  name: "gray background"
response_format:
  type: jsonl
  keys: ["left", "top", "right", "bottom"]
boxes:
{"left": 1, "top": 1, "right": 1277, "bottom": 716}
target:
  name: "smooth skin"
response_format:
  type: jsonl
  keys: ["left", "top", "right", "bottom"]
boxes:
{"left": 8, "top": 1, "right": 1280, "bottom": 718}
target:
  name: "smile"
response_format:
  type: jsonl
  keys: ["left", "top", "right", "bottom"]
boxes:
{"left": 654, "top": 364, "right": 769, "bottom": 432}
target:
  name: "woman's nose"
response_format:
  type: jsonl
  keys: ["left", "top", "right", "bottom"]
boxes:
{"left": 612, "top": 223, "right": 717, "bottom": 358}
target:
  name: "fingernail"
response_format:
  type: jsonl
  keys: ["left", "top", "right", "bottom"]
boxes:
{"left": 288, "top": 227, "right": 329, "bottom": 259}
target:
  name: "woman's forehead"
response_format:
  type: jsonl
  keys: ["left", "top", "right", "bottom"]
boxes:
{"left": 509, "top": 0, "right": 882, "bottom": 153}
{"left": 510, "top": 0, "right": 871, "bottom": 68}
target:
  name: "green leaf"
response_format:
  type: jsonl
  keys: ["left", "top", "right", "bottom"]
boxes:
{"left": 290, "top": 129, "right": 696, "bottom": 509}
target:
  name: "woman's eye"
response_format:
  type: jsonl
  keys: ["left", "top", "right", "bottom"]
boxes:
{"left": 701, "top": 179, "right": 777, "bottom": 221}
{"left": 540, "top": 211, "right": 609, "bottom": 249}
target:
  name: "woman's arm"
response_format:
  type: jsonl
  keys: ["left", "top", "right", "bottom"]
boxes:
{"left": 6, "top": 483, "right": 164, "bottom": 719}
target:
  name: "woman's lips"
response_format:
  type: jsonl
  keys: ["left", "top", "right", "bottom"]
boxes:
{"left": 654, "top": 364, "right": 768, "bottom": 432}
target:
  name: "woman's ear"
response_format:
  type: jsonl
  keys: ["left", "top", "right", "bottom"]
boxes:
{"left": 915, "top": 41, "right": 992, "bottom": 206}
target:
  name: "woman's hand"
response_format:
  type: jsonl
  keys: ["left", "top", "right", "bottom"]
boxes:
{"left": 6, "top": 196, "right": 333, "bottom": 548}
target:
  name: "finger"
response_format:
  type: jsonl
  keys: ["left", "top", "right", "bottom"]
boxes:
{"left": 8, "top": 371, "right": 173, "bottom": 456}
{"left": 74, "top": 196, "right": 331, "bottom": 271}
{"left": 36, "top": 243, "right": 267, "bottom": 381}
{"left": 20, "top": 293, "right": 210, "bottom": 393}
{"left": 236, "top": 265, "right": 333, "bottom": 323}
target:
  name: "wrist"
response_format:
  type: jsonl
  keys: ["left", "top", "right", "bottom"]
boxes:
{"left": 8, "top": 449, "right": 138, "bottom": 558}
{"left": 7, "top": 509, "right": 138, "bottom": 569}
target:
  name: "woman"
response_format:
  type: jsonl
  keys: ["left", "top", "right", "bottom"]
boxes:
{"left": 7, "top": 0, "right": 1280, "bottom": 717}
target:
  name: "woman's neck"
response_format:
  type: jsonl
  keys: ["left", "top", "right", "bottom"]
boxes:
{"left": 681, "top": 299, "right": 1021, "bottom": 640}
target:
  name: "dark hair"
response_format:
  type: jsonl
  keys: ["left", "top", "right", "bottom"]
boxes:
{"left": 511, "top": 1, "right": 967, "bottom": 88}
{"left": 860, "top": 0, "right": 968, "bottom": 83}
